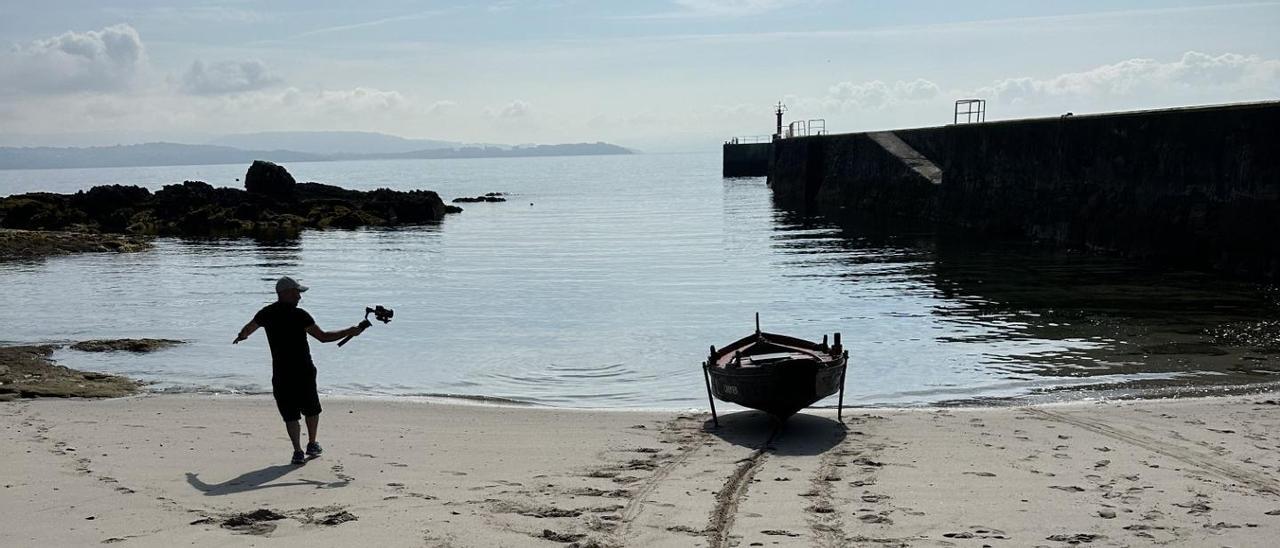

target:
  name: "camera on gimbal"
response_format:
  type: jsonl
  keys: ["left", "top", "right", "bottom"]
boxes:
{"left": 337, "top": 305, "right": 394, "bottom": 347}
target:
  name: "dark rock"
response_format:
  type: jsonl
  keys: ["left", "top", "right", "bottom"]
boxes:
{"left": 1, "top": 229, "right": 152, "bottom": 260}
{"left": 307, "top": 204, "right": 386, "bottom": 229}
{"left": 244, "top": 160, "right": 296, "bottom": 199}
{"left": 452, "top": 194, "right": 508, "bottom": 203}
{"left": 70, "top": 185, "right": 152, "bottom": 232}
{"left": 0, "top": 193, "right": 85, "bottom": 230}
{"left": 0, "top": 343, "right": 142, "bottom": 398}
{"left": 70, "top": 339, "right": 183, "bottom": 353}
{"left": 2, "top": 162, "right": 457, "bottom": 240}
{"left": 362, "top": 188, "right": 449, "bottom": 223}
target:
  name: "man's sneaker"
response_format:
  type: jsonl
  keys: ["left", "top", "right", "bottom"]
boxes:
{"left": 306, "top": 441, "right": 323, "bottom": 458}
{"left": 291, "top": 450, "right": 306, "bottom": 465}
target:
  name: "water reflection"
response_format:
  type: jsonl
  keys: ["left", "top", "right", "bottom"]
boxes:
{"left": 6, "top": 154, "right": 1277, "bottom": 408}
{"left": 249, "top": 235, "right": 303, "bottom": 273}
{"left": 768, "top": 196, "right": 1280, "bottom": 402}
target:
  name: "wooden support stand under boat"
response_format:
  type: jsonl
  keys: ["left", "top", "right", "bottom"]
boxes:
{"left": 703, "top": 314, "right": 848, "bottom": 426}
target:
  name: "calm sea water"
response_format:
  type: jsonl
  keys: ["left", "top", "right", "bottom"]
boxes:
{"left": 2, "top": 153, "right": 1278, "bottom": 408}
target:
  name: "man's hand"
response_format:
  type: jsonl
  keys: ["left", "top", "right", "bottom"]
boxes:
{"left": 344, "top": 322, "right": 370, "bottom": 339}
{"left": 234, "top": 321, "right": 259, "bottom": 344}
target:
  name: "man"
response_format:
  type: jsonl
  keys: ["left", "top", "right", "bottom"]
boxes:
{"left": 233, "top": 276, "right": 367, "bottom": 465}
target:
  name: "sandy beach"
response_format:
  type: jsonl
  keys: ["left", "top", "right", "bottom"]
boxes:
{"left": 2, "top": 394, "right": 1279, "bottom": 547}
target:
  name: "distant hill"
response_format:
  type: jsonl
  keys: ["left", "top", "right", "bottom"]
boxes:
{"left": 380, "top": 142, "right": 633, "bottom": 160}
{"left": 0, "top": 141, "right": 633, "bottom": 170}
{"left": 0, "top": 143, "right": 324, "bottom": 170}
{"left": 209, "top": 131, "right": 460, "bottom": 155}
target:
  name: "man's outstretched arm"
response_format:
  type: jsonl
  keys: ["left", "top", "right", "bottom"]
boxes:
{"left": 306, "top": 323, "right": 366, "bottom": 344}
{"left": 233, "top": 321, "right": 259, "bottom": 344}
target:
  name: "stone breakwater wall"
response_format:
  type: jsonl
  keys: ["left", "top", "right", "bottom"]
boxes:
{"left": 766, "top": 102, "right": 1280, "bottom": 281}
{"left": 722, "top": 142, "right": 772, "bottom": 177}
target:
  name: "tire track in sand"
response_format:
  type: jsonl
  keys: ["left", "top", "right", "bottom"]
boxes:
{"left": 617, "top": 417, "right": 708, "bottom": 533}
{"left": 706, "top": 425, "right": 780, "bottom": 548}
{"left": 805, "top": 443, "right": 848, "bottom": 547}
{"left": 1025, "top": 408, "right": 1280, "bottom": 495}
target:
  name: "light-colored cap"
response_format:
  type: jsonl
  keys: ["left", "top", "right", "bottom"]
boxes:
{"left": 275, "top": 276, "right": 309, "bottom": 293}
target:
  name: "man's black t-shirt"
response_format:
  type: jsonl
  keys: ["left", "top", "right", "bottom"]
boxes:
{"left": 253, "top": 302, "right": 316, "bottom": 373}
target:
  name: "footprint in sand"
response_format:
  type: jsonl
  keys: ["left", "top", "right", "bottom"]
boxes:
{"left": 331, "top": 464, "right": 353, "bottom": 483}
{"left": 945, "top": 527, "right": 1008, "bottom": 540}
{"left": 760, "top": 529, "right": 800, "bottom": 537}
{"left": 666, "top": 525, "right": 704, "bottom": 536}
{"left": 858, "top": 513, "right": 892, "bottom": 524}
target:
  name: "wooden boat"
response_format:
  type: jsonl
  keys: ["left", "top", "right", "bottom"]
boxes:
{"left": 702, "top": 315, "right": 848, "bottom": 425}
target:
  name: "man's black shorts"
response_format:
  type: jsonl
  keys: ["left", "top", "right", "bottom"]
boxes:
{"left": 271, "top": 366, "right": 321, "bottom": 422}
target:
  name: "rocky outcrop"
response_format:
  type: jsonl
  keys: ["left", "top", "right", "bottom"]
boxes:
{"left": 0, "top": 161, "right": 462, "bottom": 238}
{"left": 0, "top": 228, "right": 152, "bottom": 261}
{"left": 452, "top": 192, "right": 507, "bottom": 203}
{"left": 70, "top": 339, "right": 184, "bottom": 353}
{"left": 0, "top": 343, "right": 152, "bottom": 399}
{"left": 244, "top": 160, "right": 296, "bottom": 199}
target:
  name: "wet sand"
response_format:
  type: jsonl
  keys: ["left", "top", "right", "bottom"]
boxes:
{"left": 3, "top": 393, "right": 1280, "bottom": 546}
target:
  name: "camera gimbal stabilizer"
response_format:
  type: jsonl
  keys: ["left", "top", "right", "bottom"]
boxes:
{"left": 337, "top": 305, "right": 393, "bottom": 347}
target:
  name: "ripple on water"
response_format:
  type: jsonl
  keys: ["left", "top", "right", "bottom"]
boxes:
{"left": 3, "top": 154, "right": 1279, "bottom": 408}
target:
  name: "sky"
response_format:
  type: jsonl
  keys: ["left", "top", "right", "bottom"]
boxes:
{"left": 0, "top": 0, "right": 1278, "bottom": 152}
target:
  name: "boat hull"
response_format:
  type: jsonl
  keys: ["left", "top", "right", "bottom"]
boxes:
{"left": 706, "top": 356, "right": 846, "bottom": 420}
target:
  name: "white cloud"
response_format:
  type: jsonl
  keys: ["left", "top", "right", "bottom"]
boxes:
{"left": 0, "top": 24, "right": 146, "bottom": 94}
{"left": 302, "top": 87, "right": 410, "bottom": 114}
{"left": 180, "top": 59, "right": 281, "bottom": 95}
{"left": 426, "top": 100, "right": 457, "bottom": 115}
{"left": 779, "top": 51, "right": 1279, "bottom": 130}
{"left": 489, "top": 99, "right": 531, "bottom": 118}
{"left": 818, "top": 78, "right": 942, "bottom": 111}
{"left": 978, "top": 51, "right": 1280, "bottom": 106}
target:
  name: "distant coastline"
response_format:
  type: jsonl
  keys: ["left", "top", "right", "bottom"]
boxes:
{"left": 0, "top": 141, "right": 633, "bottom": 171}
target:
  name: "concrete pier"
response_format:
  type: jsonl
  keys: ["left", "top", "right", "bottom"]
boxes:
{"left": 722, "top": 142, "right": 771, "bottom": 177}
{"left": 762, "top": 101, "right": 1280, "bottom": 280}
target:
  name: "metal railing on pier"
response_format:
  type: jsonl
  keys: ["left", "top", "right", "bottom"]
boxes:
{"left": 725, "top": 118, "right": 827, "bottom": 145}
{"left": 786, "top": 119, "right": 826, "bottom": 138}
{"left": 725, "top": 135, "right": 773, "bottom": 145}
{"left": 954, "top": 99, "right": 986, "bottom": 124}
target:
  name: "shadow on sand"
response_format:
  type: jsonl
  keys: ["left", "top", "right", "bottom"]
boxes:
{"left": 185, "top": 463, "right": 349, "bottom": 496}
{"left": 703, "top": 410, "right": 846, "bottom": 456}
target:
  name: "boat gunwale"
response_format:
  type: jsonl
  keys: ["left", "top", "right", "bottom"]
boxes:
{"left": 708, "top": 331, "right": 842, "bottom": 370}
